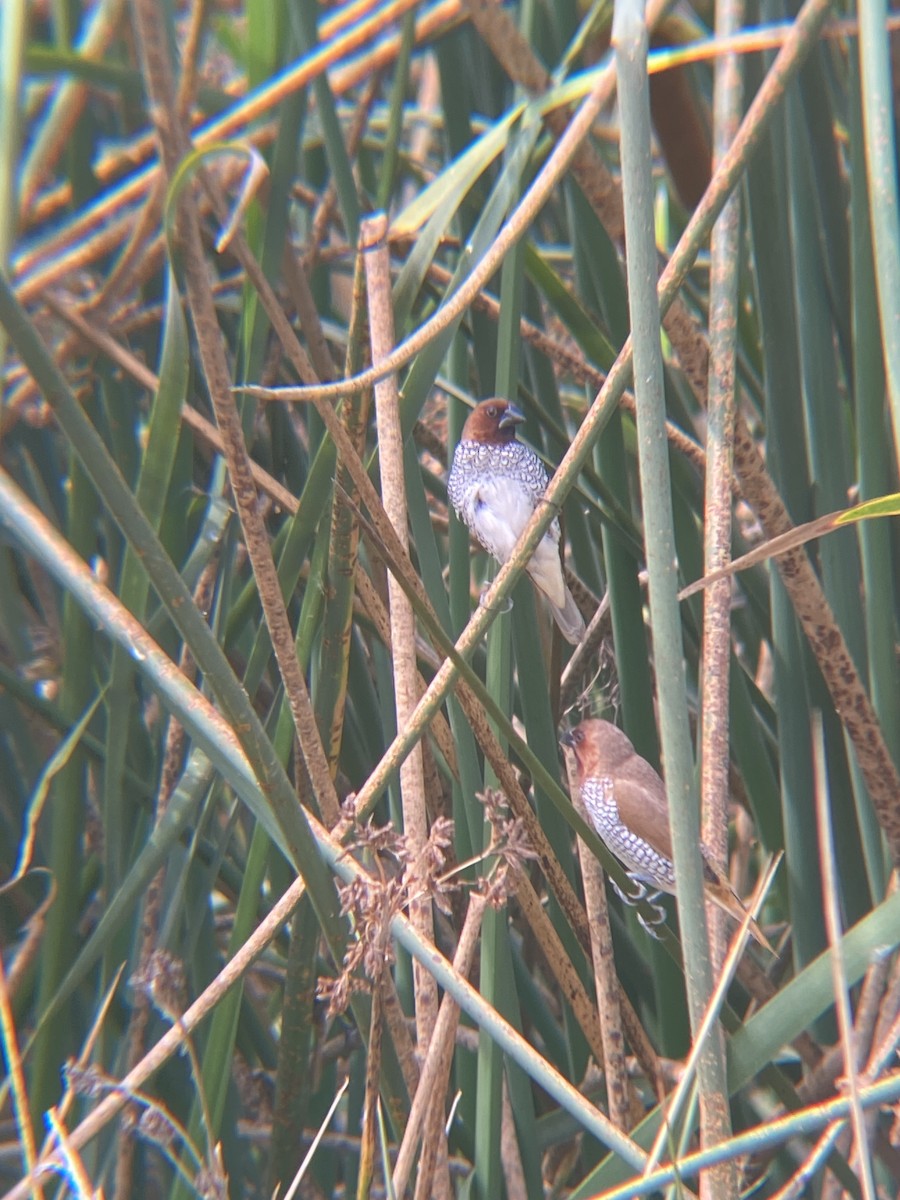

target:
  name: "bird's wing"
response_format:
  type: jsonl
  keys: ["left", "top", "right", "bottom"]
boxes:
{"left": 610, "top": 776, "right": 674, "bottom": 861}
{"left": 526, "top": 537, "right": 568, "bottom": 609}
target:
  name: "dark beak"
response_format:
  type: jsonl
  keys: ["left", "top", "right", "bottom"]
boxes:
{"left": 499, "top": 404, "right": 525, "bottom": 430}
{"left": 560, "top": 728, "right": 575, "bottom": 748}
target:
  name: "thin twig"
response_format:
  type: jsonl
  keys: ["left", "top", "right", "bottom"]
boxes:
{"left": 393, "top": 894, "right": 487, "bottom": 1198}
{"left": 568, "top": 757, "right": 632, "bottom": 1132}
{"left": 363, "top": 210, "right": 441, "bottom": 1109}
{"left": 812, "top": 713, "right": 877, "bottom": 1200}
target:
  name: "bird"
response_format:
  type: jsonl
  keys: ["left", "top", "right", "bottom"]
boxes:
{"left": 447, "top": 399, "right": 586, "bottom": 645}
{"left": 561, "top": 718, "right": 771, "bottom": 950}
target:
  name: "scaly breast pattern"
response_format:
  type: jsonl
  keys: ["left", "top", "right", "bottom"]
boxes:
{"left": 448, "top": 441, "right": 560, "bottom": 564}
{"left": 581, "top": 776, "right": 677, "bottom": 891}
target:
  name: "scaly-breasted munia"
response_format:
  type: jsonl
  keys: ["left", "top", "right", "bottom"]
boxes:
{"left": 561, "top": 718, "right": 770, "bottom": 949}
{"left": 447, "top": 399, "right": 586, "bottom": 645}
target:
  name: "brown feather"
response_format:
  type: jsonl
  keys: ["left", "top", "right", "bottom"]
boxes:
{"left": 699, "top": 851, "right": 774, "bottom": 953}
{"left": 604, "top": 776, "right": 674, "bottom": 862}
{"left": 562, "top": 719, "right": 772, "bottom": 952}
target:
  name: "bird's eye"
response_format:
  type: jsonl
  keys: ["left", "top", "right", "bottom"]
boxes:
{"left": 486, "top": 405, "right": 498, "bottom": 419}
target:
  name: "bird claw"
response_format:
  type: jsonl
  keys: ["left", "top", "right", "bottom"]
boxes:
{"left": 611, "top": 875, "right": 667, "bottom": 937}
{"left": 478, "top": 585, "right": 513, "bottom": 615}
{"left": 610, "top": 874, "right": 650, "bottom": 905}
{"left": 637, "top": 903, "right": 667, "bottom": 939}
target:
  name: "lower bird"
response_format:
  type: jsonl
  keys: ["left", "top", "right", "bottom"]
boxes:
{"left": 447, "top": 399, "right": 586, "bottom": 645}
{"left": 561, "top": 718, "right": 771, "bottom": 950}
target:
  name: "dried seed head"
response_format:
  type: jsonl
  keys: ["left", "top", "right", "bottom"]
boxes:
{"left": 62, "top": 1062, "right": 109, "bottom": 1100}
{"left": 137, "top": 1107, "right": 178, "bottom": 1152}
{"left": 131, "top": 950, "right": 187, "bottom": 1020}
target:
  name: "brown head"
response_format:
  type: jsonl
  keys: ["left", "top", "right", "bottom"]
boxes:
{"left": 561, "top": 719, "right": 640, "bottom": 785}
{"left": 460, "top": 398, "right": 525, "bottom": 445}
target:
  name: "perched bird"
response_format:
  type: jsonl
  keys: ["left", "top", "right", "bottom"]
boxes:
{"left": 447, "top": 399, "right": 586, "bottom": 645}
{"left": 561, "top": 718, "right": 771, "bottom": 949}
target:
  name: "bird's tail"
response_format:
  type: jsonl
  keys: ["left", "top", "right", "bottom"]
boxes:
{"left": 702, "top": 860, "right": 774, "bottom": 954}
{"left": 526, "top": 542, "right": 587, "bottom": 645}
{"left": 548, "top": 586, "right": 587, "bottom": 646}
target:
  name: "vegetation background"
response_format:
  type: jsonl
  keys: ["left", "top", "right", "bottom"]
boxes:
{"left": 1, "top": 0, "right": 900, "bottom": 1197}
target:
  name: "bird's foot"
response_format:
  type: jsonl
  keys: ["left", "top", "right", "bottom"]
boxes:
{"left": 610, "top": 874, "right": 650, "bottom": 905}
{"left": 478, "top": 585, "right": 513, "bottom": 615}
{"left": 637, "top": 899, "right": 667, "bottom": 940}
{"left": 611, "top": 876, "right": 667, "bottom": 937}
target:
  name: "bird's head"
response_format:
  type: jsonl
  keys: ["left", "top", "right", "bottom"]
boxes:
{"left": 560, "top": 718, "right": 634, "bottom": 782}
{"left": 461, "top": 398, "right": 525, "bottom": 445}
